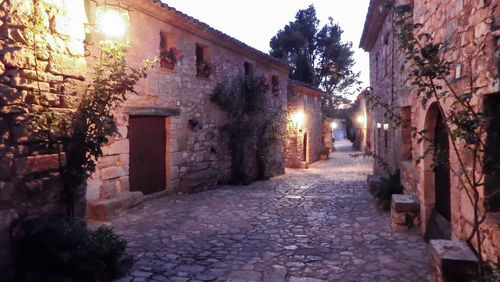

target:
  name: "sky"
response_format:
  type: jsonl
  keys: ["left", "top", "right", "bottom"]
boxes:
{"left": 162, "top": 0, "right": 371, "bottom": 98}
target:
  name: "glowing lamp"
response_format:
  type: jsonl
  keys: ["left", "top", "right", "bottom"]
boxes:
{"left": 377, "top": 123, "right": 382, "bottom": 129}
{"left": 291, "top": 111, "right": 305, "bottom": 129}
{"left": 356, "top": 115, "right": 365, "bottom": 124}
{"left": 96, "top": 5, "right": 129, "bottom": 39}
{"left": 383, "top": 123, "right": 389, "bottom": 130}
{"left": 331, "top": 121, "right": 338, "bottom": 130}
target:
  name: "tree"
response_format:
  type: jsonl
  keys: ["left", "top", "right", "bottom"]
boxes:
{"left": 270, "top": 5, "right": 360, "bottom": 116}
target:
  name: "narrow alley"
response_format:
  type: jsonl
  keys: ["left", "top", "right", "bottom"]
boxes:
{"left": 113, "top": 140, "right": 429, "bottom": 282}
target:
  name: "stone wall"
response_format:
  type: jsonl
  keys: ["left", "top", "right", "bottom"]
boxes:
{"left": 285, "top": 81, "right": 324, "bottom": 168}
{"left": 361, "top": 0, "right": 500, "bottom": 264}
{"left": 0, "top": 0, "right": 87, "bottom": 275}
{"left": 85, "top": 0, "right": 290, "bottom": 213}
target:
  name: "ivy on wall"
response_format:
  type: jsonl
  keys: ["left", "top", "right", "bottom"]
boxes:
{"left": 211, "top": 74, "right": 284, "bottom": 184}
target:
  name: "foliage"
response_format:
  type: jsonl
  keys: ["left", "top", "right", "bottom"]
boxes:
{"left": 11, "top": 215, "right": 128, "bottom": 282}
{"left": 374, "top": 170, "right": 404, "bottom": 210}
{"left": 269, "top": 5, "right": 360, "bottom": 115}
{"left": 211, "top": 74, "right": 282, "bottom": 184}
{"left": 365, "top": 3, "right": 500, "bottom": 278}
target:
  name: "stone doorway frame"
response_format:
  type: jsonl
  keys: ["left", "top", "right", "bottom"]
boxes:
{"left": 420, "top": 102, "right": 452, "bottom": 233}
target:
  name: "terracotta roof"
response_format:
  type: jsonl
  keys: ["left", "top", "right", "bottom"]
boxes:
{"left": 359, "top": 0, "right": 388, "bottom": 51}
{"left": 146, "top": 0, "right": 292, "bottom": 70}
{"left": 289, "top": 79, "right": 325, "bottom": 97}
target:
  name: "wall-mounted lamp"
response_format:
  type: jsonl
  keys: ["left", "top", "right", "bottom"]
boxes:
{"left": 377, "top": 122, "right": 381, "bottom": 129}
{"left": 96, "top": 4, "right": 129, "bottom": 39}
{"left": 356, "top": 115, "right": 365, "bottom": 125}
{"left": 383, "top": 123, "right": 389, "bottom": 130}
{"left": 290, "top": 111, "right": 306, "bottom": 130}
{"left": 331, "top": 121, "right": 338, "bottom": 130}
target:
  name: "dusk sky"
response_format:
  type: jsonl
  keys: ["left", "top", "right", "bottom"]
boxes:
{"left": 162, "top": 0, "right": 371, "bottom": 99}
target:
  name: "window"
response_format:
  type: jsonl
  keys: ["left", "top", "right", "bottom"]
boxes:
{"left": 159, "top": 31, "right": 179, "bottom": 70}
{"left": 244, "top": 62, "right": 253, "bottom": 76}
{"left": 272, "top": 75, "right": 279, "bottom": 96}
{"left": 196, "top": 44, "right": 213, "bottom": 78}
{"left": 400, "top": 106, "right": 412, "bottom": 160}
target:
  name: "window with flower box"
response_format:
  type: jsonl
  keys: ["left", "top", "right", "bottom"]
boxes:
{"left": 196, "top": 44, "right": 214, "bottom": 78}
{"left": 159, "top": 31, "right": 181, "bottom": 70}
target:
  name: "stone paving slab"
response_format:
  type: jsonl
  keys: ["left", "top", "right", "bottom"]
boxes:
{"left": 112, "top": 140, "right": 429, "bottom": 281}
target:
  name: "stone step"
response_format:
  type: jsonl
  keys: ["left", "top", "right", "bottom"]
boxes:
{"left": 87, "top": 191, "right": 143, "bottom": 221}
{"left": 179, "top": 169, "right": 218, "bottom": 194}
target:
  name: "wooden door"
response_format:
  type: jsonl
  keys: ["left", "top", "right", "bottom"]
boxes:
{"left": 129, "top": 116, "right": 166, "bottom": 195}
{"left": 434, "top": 111, "right": 451, "bottom": 221}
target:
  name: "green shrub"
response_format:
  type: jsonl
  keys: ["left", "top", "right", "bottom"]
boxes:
{"left": 374, "top": 170, "right": 404, "bottom": 210}
{"left": 11, "top": 215, "right": 128, "bottom": 282}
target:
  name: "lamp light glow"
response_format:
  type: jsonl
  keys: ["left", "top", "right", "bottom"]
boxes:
{"left": 96, "top": 6, "right": 129, "bottom": 39}
{"left": 331, "top": 121, "right": 338, "bottom": 129}
{"left": 290, "top": 111, "right": 305, "bottom": 129}
{"left": 383, "top": 123, "right": 389, "bottom": 130}
{"left": 356, "top": 115, "right": 365, "bottom": 124}
{"left": 377, "top": 123, "right": 382, "bottom": 129}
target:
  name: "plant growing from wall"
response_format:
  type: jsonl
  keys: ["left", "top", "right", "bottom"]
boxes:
{"left": 211, "top": 74, "right": 282, "bottom": 184}
{"left": 363, "top": 3, "right": 500, "bottom": 279}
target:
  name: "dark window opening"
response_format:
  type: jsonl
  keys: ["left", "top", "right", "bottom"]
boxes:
{"left": 484, "top": 94, "right": 500, "bottom": 211}
{"left": 196, "top": 44, "right": 212, "bottom": 78}
{"left": 272, "top": 75, "right": 279, "bottom": 96}
{"left": 244, "top": 62, "right": 253, "bottom": 76}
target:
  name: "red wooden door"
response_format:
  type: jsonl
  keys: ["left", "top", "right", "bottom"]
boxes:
{"left": 129, "top": 116, "right": 166, "bottom": 194}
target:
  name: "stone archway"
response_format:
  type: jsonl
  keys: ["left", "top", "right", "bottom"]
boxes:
{"left": 422, "top": 103, "right": 452, "bottom": 241}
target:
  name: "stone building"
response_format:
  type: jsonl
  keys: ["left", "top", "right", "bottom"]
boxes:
{"left": 85, "top": 0, "right": 292, "bottom": 220}
{"left": 285, "top": 80, "right": 324, "bottom": 168}
{"left": 0, "top": 0, "right": 291, "bottom": 272}
{"left": 361, "top": 0, "right": 500, "bottom": 264}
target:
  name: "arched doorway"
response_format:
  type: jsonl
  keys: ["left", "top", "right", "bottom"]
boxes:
{"left": 434, "top": 110, "right": 451, "bottom": 221}
{"left": 423, "top": 103, "right": 451, "bottom": 241}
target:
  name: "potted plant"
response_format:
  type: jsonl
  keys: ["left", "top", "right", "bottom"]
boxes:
{"left": 160, "top": 47, "right": 182, "bottom": 70}
{"left": 320, "top": 147, "right": 330, "bottom": 160}
{"left": 196, "top": 61, "right": 214, "bottom": 78}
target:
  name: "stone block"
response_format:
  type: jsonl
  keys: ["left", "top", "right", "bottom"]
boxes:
{"left": 102, "top": 139, "right": 129, "bottom": 155}
{"left": 429, "top": 240, "right": 478, "bottom": 282}
{"left": 367, "top": 175, "right": 382, "bottom": 195}
{"left": 14, "top": 153, "right": 62, "bottom": 176}
{"left": 392, "top": 194, "right": 419, "bottom": 212}
{"left": 179, "top": 169, "right": 217, "bottom": 194}
{"left": 87, "top": 191, "right": 143, "bottom": 221}
{"left": 391, "top": 194, "right": 420, "bottom": 231}
{"left": 48, "top": 55, "right": 86, "bottom": 78}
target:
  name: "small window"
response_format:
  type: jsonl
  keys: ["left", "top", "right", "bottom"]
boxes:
{"left": 196, "top": 44, "right": 213, "bottom": 78}
{"left": 272, "top": 75, "right": 279, "bottom": 96}
{"left": 159, "top": 31, "right": 179, "bottom": 70}
{"left": 244, "top": 62, "right": 253, "bottom": 76}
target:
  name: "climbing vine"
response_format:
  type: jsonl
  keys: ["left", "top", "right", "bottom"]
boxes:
{"left": 211, "top": 74, "right": 284, "bottom": 184}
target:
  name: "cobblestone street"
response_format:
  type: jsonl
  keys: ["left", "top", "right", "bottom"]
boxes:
{"left": 112, "top": 140, "right": 429, "bottom": 282}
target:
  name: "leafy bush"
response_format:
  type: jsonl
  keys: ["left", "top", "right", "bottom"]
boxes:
{"left": 374, "top": 170, "right": 404, "bottom": 210}
{"left": 11, "top": 215, "right": 128, "bottom": 282}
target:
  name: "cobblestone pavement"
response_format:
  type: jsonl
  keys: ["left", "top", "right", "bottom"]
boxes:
{"left": 112, "top": 140, "right": 429, "bottom": 282}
